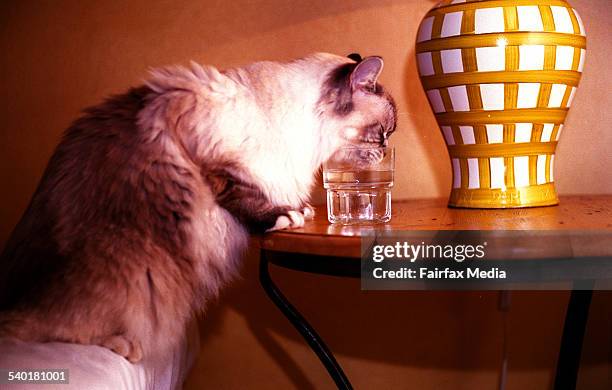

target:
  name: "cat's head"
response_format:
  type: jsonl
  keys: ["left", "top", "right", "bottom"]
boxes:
{"left": 317, "top": 54, "right": 397, "bottom": 152}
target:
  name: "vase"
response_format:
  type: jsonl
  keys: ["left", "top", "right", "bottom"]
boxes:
{"left": 415, "top": 0, "right": 586, "bottom": 208}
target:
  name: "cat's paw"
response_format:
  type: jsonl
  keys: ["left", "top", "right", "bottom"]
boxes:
{"left": 266, "top": 210, "right": 306, "bottom": 232}
{"left": 302, "top": 204, "right": 315, "bottom": 220}
{"left": 98, "top": 334, "right": 143, "bottom": 363}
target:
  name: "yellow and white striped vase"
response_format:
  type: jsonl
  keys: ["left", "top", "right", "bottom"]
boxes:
{"left": 416, "top": 0, "right": 586, "bottom": 208}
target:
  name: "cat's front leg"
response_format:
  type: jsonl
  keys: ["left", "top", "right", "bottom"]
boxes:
{"left": 205, "top": 170, "right": 311, "bottom": 233}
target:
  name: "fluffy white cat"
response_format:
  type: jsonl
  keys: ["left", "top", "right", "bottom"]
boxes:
{"left": 0, "top": 53, "right": 397, "bottom": 362}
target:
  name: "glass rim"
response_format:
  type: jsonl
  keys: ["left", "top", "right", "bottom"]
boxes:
{"left": 323, "top": 146, "right": 395, "bottom": 170}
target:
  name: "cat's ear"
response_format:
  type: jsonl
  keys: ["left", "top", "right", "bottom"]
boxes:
{"left": 347, "top": 53, "right": 362, "bottom": 62}
{"left": 350, "top": 56, "right": 383, "bottom": 92}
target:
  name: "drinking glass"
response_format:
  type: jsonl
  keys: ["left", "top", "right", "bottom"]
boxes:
{"left": 323, "top": 146, "right": 394, "bottom": 224}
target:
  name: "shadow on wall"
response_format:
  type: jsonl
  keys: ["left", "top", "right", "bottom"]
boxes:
{"left": 192, "top": 248, "right": 583, "bottom": 389}
{"left": 402, "top": 39, "right": 449, "bottom": 198}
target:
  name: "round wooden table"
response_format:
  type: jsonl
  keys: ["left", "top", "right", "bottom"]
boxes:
{"left": 256, "top": 196, "right": 611, "bottom": 390}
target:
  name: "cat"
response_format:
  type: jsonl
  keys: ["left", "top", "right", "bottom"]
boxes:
{"left": 0, "top": 52, "right": 397, "bottom": 363}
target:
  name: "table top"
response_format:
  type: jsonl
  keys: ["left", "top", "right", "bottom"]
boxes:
{"left": 258, "top": 195, "right": 612, "bottom": 258}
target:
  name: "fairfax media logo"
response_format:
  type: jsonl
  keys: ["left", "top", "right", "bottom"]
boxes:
{"left": 371, "top": 266, "right": 507, "bottom": 280}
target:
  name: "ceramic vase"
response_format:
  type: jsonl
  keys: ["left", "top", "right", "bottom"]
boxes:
{"left": 416, "top": 0, "right": 586, "bottom": 208}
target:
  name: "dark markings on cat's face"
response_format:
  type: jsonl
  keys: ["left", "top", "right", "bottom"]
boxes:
{"left": 322, "top": 62, "right": 357, "bottom": 115}
{"left": 321, "top": 56, "right": 385, "bottom": 115}
{"left": 320, "top": 56, "right": 397, "bottom": 147}
{"left": 364, "top": 87, "right": 397, "bottom": 146}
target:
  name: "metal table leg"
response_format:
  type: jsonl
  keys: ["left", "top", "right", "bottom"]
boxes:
{"left": 259, "top": 251, "right": 354, "bottom": 390}
{"left": 553, "top": 289, "right": 593, "bottom": 390}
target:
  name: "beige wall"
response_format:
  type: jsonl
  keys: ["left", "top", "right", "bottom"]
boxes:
{"left": 1, "top": 0, "right": 611, "bottom": 243}
{"left": 0, "top": 1, "right": 610, "bottom": 389}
